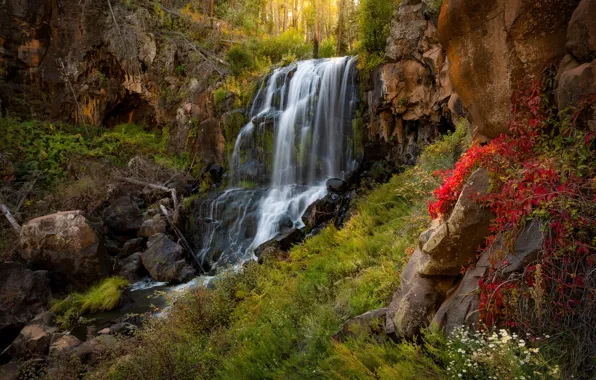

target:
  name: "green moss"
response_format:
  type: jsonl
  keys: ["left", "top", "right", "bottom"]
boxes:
{"left": 51, "top": 277, "right": 130, "bottom": 328}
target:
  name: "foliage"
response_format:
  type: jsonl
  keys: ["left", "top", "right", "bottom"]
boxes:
{"left": 88, "top": 123, "right": 469, "bottom": 379}
{"left": 428, "top": 81, "right": 596, "bottom": 377}
{"left": 446, "top": 327, "right": 559, "bottom": 379}
{"left": 226, "top": 45, "right": 254, "bottom": 76}
{"left": 249, "top": 29, "right": 312, "bottom": 64}
{"left": 358, "top": 0, "right": 397, "bottom": 55}
{"left": 0, "top": 118, "right": 190, "bottom": 188}
{"left": 213, "top": 87, "right": 229, "bottom": 106}
{"left": 319, "top": 37, "right": 337, "bottom": 58}
{"left": 425, "top": 0, "right": 444, "bottom": 17}
{"left": 51, "top": 277, "right": 130, "bottom": 328}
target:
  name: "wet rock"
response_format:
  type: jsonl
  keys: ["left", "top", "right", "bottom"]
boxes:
{"left": 418, "top": 168, "right": 494, "bottom": 276}
{"left": 20, "top": 211, "right": 111, "bottom": 289}
{"left": 439, "top": 0, "right": 579, "bottom": 139}
{"left": 138, "top": 215, "right": 167, "bottom": 238}
{"left": 103, "top": 195, "right": 144, "bottom": 235}
{"left": 326, "top": 178, "right": 348, "bottom": 193}
{"left": 0, "top": 262, "right": 51, "bottom": 350}
{"left": 254, "top": 228, "right": 305, "bottom": 258}
{"left": 117, "top": 252, "right": 146, "bottom": 282}
{"left": 301, "top": 195, "right": 339, "bottom": 228}
{"left": 332, "top": 308, "right": 387, "bottom": 343}
{"left": 120, "top": 238, "right": 144, "bottom": 257}
{"left": 49, "top": 334, "right": 82, "bottom": 356}
{"left": 141, "top": 234, "right": 195, "bottom": 283}
{"left": 566, "top": 0, "right": 596, "bottom": 64}
{"left": 7, "top": 312, "right": 58, "bottom": 359}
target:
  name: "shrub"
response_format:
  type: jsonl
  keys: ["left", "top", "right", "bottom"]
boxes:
{"left": 226, "top": 45, "right": 254, "bottom": 76}
{"left": 213, "top": 87, "right": 229, "bottom": 106}
{"left": 51, "top": 277, "right": 130, "bottom": 327}
{"left": 319, "top": 37, "right": 337, "bottom": 58}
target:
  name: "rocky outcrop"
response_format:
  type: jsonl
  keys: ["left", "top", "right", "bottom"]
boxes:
{"left": 386, "top": 249, "right": 455, "bottom": 339}
{"left": 0, "top": 1, "right": 227, "bottom": 166}
{"left": 20, "top": 211, "right": 111, "bottom": 289}
{"left": 439, "top": 0, "right": 580, "bottom": 140}
{"left": 103, "top": 195, "right": 144, "bottom": 236}
{"left": 364, "top": 0, "right": 453, "bottom": 166}
{"left": 116, "top": 252, "right": 146, "bottom": 283}
{"left": 0, "top": 262, "right": 51, "bottom": 350}
{"left": 386, "top": 168, "right": 546, "bottom": 339}
{"left": 417, "top": 168, "right": 494, "bottom": 276}
{"left": 556, "top": 0, "right": 596, "bottom": 113}
{"left": 141, "top": 233, "right": 195, "bottom": 283}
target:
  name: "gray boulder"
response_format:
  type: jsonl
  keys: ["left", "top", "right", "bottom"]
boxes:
{"left": 141, "top": 234, "right": 195, "bottom": 283}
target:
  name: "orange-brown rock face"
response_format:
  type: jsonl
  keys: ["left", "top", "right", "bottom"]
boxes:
{"left": 439, "top": 0, "right": 580, "bottom": 140}
{"left": 0, "top": 1, "right": 226, "bottom": 166}
{"left": 364, "top": 0, "right": 453, "bottom": 166}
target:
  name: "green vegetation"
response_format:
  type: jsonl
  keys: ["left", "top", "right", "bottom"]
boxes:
{"left": 51, "top": 277, "right": 130, "bottom": 328}
{"left": 88, "top": 123, "right": 471, "bottom": 379}
{"left": 358, "top": 0, "right": 397, "bottom": 55}
{"left": 0, "top": 117, "right": 190, "bottom": 188}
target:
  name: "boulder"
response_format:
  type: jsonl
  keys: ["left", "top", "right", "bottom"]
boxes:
{"left": 431, "top": 255, "right": 489, "bottom": 336}
{"left": 301, "top": 195, "right": 339, "bottom": 228}
{"left": 326, "top": 178, "right": 348, "bottom": 193}
{"left": 20, "top": 211, "right": 111, "bottom": 288}
{"left": 141, "top": 234, "right": 195, "bottom": 283}
{"left": 556, "top": 58, "right": 596, "bottom": 110}
{"left": 138, "top": 215, "right": 167, "bottom": 238}
{"left": 0, "top": 262, "right": 51, "bottom": 348}
{"left": 386, "top": 249, "right": 456, "bottom": 339}
{"left": 332, "top": 308, "right": 387, "bottom": 343}
{"left": 256, "top": 228, "right": 305, "bottom": 255}
{"left": 120, "top": 238, "right": 144, "bottom": 257}
{"left": 103, "top": 195, "right": 144, "bottom": 235}
{"left": 49, "top": 334, "right": 82, "bottom": 356}
{"left": 117, "top": 252, "right": 146, "bottom": 282}
{"left": 7, "top": 312, "right": 58, "bottom": 359}
{"left": 418, "top": 168, "right": 494, "bottom": 276}
{"left": 566, "top": 0, "right": 596, "bottom": 63}
{"left": 439, "top": 0, "right": 580, "bottom": 139}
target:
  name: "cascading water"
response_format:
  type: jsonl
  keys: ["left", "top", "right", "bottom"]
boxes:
{"left": 189, "top": 56, "right": 359, "bottom": 270}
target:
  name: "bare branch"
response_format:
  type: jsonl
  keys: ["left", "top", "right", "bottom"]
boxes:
{"left": 1, "top": 204, "right": 21, "bottom": 233}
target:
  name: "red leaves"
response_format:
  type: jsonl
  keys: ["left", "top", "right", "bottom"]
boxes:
{"left": 434, "top": 82, "right": 596, "bottom": 329}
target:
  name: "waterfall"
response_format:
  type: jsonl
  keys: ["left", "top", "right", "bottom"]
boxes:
{"left": 190, "top": 57, "right": 359, "bottom": 269}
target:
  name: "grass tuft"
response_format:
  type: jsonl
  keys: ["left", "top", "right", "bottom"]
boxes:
{"left": 51, "top": 277, "right": 130, "bottom": 328}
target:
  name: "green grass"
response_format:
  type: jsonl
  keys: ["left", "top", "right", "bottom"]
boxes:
{"left": 87, "top": 124, "right": 470, "bottom": 380}
{"left": 51, "top": 277, "right": 130, "bottom": 328}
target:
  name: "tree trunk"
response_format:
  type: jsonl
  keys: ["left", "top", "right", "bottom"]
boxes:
{"left": 337, "top": 0, "right": 344, "bottom": 55}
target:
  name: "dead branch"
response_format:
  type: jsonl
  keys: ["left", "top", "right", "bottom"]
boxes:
{"left": 160, "top": 204, "right": 205, "bottom": 273}
{"left": 119, "top": 177, "right": 170, "bottom": 193}
{"left": 107, "top": 0, "right": 123, "bottom": 37}
{"left": 1, "top": 203, "right": 21, "bottom": 233}
{"left": 170, "top": 31, "right": 229, "bottom": 69}
{"left": 16, "top": 179, "right": 36, "bottom": 213}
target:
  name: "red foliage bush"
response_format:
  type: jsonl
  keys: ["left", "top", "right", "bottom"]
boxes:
{"left": 428, "top": 81, "right": 596, "bottom": 374}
